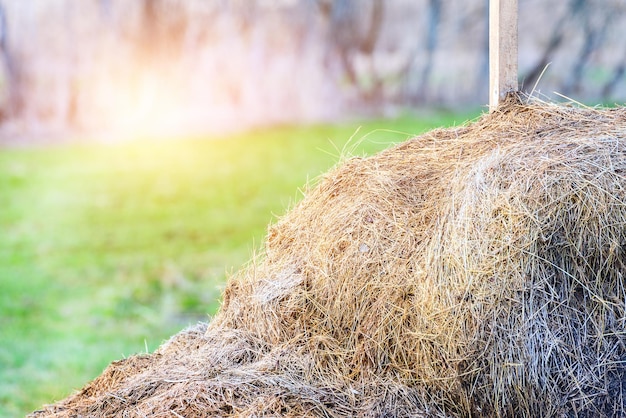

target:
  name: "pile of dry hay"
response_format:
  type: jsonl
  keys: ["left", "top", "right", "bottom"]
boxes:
{"left": 32, "top": 96, "right": 626, "bottom": 417}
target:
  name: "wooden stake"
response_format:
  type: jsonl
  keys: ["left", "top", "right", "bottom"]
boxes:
{"left": 489, "top": 0, "right": 518, "bottom": 111}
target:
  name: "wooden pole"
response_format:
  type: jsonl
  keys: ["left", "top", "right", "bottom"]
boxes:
{"left": 489, "top": 0, "right": 518, "bottom": 111}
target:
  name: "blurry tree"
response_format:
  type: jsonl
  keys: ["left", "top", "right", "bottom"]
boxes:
{"left": 318, "top": 0, "right": 385, "bottom": 101}
{"left": 416, "top": 0, "right": 441, "bottom": 101}
{"left": 476, "top": 0, "right": 490, "bottom": 102}
{"left": 140, "top": 0, "right": 188, "bottom": 60}
{"left": 561, "top": 0, "right": 612, "bottom": 96}
{"left": 521, "top": 5, "right": 567, "bottom": 93}
{"left": 0, "top": 0, "right": 13, "bottom": 120}
{"left": 0, "top": 0, "right": 625, "bottom": 141}
{"left": 521, "top": 0, "right": 623, "bottom": 99}
{"left": 602, "top": 44, "right": 626, "bottom": 101}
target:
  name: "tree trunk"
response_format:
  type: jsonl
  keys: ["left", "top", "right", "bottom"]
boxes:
{"left": 601, "top": 45, "right": 626, "bottom": 100}
{"left": 521, "top": 13, "right": 566, "bottom": 93}
{"left": 417, "top": 0, "right": 441, "bottom": 101}
{"left": 559, "top": 0, "right": 613, "bottom": 97}
{"left": 0, "top": 0, "right": 15, "bottom": 120}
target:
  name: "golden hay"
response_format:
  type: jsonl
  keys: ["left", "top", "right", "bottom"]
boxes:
{"left": 32, "top": 95, "right": 626, "bottom": 417}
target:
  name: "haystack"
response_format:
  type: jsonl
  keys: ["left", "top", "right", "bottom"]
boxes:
{"left": 32, "top": 96, "right": 626, "bottom": 417}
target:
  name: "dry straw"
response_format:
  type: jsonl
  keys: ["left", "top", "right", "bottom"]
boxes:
{"left": 32, "top": 95, "right": 626, "bottom": 417}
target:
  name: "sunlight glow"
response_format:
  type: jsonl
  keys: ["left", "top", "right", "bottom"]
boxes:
{"left": 96, "top": 69, "right": 191, "bottom": 140}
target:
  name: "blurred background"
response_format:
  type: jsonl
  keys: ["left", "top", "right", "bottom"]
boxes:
{"left": 1, "top": 0, "right": 626, "bottom": 416}
{"left": 0, "top": 0, "right": 625, "bottom": 142}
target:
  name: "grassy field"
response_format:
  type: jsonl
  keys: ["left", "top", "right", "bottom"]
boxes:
{"left": 0, "top": 109, "right": 480, "bottom": 416}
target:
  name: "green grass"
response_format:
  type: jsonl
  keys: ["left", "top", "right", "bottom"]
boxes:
{"left": 0, "top": 109, "right": 480, "bottom": 416}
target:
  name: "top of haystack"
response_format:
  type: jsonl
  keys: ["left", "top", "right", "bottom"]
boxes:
{"left": 32, "top": 97, "right": 626, "bottom": 417}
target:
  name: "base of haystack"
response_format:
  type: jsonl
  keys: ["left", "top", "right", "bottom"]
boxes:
{"left": 31, "top": 96, "right": 626, "bottom": 417}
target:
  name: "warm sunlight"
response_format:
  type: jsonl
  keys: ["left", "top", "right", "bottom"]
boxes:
{"left": 95, "top": 69, "right": 190, "bottom": 140}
